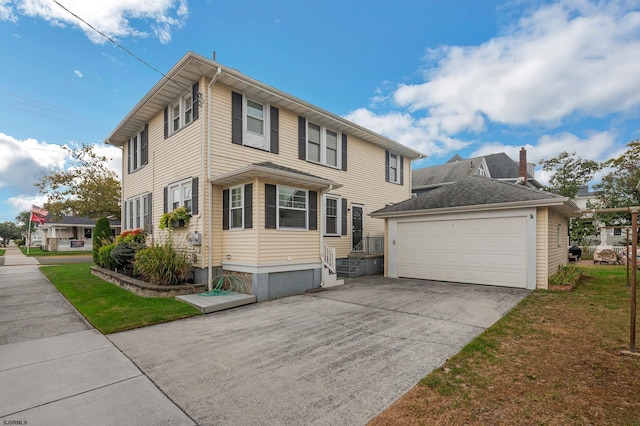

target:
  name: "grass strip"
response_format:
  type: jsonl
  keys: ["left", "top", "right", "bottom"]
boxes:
{"left": 370, "top": 264, "right": 640, "bottom": 425}
{"left": 41, "top": 263, "right": 200, "bottom": 334}
{"left": 21, "top": 247, "right": 91, "bottom": 256}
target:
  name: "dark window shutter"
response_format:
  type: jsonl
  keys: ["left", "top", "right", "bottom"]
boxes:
{"left": 133, "top": 135, "right": 138, "bottom": 169}
{"left": 222, "top": 189, "right": 229, "bottom": 230}
{"left": 192, "top": 82, "right": 199, "bottom": 120}
{"left": 244, "top": 183, "right": 253, "bottom": 229}
{"left": 163, "top": 187, "right": 168, "bottom": 213}
{"left": 298, "top": 116, "right": 306, "bottom": 160}
{"left": 164, "top": 107, "right": 169, "bottom": 139}
{"left": 141, "top": 124, "right": 148, "bottom": 166}
{"left": 400, "top": 156, "right": 404, "bottom": 185}
{"left": 191, "top": 177, "right": 199, "bottom": 215}
{"left": 127, "top": 139, "right": 132, "bottom": 174}
{"left": 385, "top": 150, "right": 390, "bottom": 182}
{"left": 232, "top": 91, "right": 243, "bottom": 145}
{"left": 270, "top": 106, "right": 279, "bottom": 154}
{"left": 308, "top": 191, "right": 317, "bottom": 230}
{"left": 341, "top": 134, "right": 348, "bottom": 171}
{"left": 265, "top": 184, "right": 277, "bottom": 229}
{"left": 147, "top": 193, "right": 153, "bottom": 234}
{"left": 341, "top": 198, "right": 348, "bottom": 236}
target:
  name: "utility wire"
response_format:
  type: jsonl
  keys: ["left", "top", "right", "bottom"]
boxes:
{"left": 50, "top": 0, "right": 192, "bottom": 93}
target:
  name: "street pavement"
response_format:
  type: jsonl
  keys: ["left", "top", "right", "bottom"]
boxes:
{"left": 0, "top": 245, "right": 195, "bottom": 425}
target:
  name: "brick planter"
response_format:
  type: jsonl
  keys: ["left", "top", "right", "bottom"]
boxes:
{"left": 90, "top": 266, "right": 206, "bottom": 298}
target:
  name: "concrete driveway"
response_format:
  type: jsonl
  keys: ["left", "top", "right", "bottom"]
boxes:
{"left": 109, "top": 276, "right": 529, "bottom": 425}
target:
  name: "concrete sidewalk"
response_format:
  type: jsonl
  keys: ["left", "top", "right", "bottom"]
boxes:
{"left": 0, "top": 246, "right": 194, "bottom": 425}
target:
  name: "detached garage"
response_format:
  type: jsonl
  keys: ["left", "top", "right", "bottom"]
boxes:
{"left": 371, "top": 176, "right": 579, "bottom": 290}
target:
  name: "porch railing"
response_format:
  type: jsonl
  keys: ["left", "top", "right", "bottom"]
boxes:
{"left": 322, "top": 242, "right": 336, "bottom": 274}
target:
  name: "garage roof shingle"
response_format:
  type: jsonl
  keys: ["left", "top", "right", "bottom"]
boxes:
{"left": 372, "top": 176, "right": 571, "bottom": 216}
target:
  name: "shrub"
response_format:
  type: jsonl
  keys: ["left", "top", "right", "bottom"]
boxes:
{"left": 15, "top": 239, "right": 24, "bottom": 246}
{"left": 97, "top": 243, "right": 117, "bottom": 270}
{"left": 110, "top": 241, "right": 144, "bottom": 272}
{"left": 93, "top": 217, "right": 112, "bottom": 264}
{"left": 549, "top": 264, "right": 582, "bottom": 287}
{"left": 134, "top": 240, "right": 192, "bottom": 286}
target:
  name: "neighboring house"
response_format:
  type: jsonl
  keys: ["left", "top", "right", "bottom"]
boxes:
{"left": 39, "top": 216, "right": 121, "bottom": 251}
{"left": 371, "top": 176, "right": 579, "bottom": 290}
{"left": 412, "top": 148, "right": 543, "bottom": 195}
{"left": 104, "top": 51, "right": 423, "bottom": 301}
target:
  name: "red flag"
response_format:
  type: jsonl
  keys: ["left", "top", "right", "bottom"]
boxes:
{"left": 31, "top": 212, "right": 46, "bottom": 224}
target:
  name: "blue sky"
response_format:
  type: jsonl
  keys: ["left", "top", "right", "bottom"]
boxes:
{"left": 1, "top": 0, "right": 639, "bottom": 222}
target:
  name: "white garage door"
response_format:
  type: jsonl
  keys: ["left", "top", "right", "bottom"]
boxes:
{"left": 397, "top": 216, "right": 528, "bottom": 288}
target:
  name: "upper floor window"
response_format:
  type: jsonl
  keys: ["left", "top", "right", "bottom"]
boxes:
{"left": 128, "top": 124, "right": 148, "bottom": 173}
{"left": 164, "top": 82, "right": 199, "bottom": 138}
{"left": 232, "top": 92, "right": 279, "bottom": 153}
{"left": 306, "top": 121, "right": 341, "bottom": 168}
{"left": 385, "top": 150, "right": 404, "bottom": 185}
{"left": 298, "top": 116, "right": 347, "bottom": 170}
{"left": 164, "top": 177, "right": 199, "bottom": 215}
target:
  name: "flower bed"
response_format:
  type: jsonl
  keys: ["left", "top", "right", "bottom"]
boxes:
{"left": 91, "top": 266, "right": 205, "bottom": 298}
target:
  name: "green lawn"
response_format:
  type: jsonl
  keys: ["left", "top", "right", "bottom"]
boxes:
{"left": 41, "top": 263, "right": 200, "bottom": 334}
{"left": 0, "top": 249, "right": 5, "bottom": 256}
{"left": 371, "top": 263, "right": 640, "bottom": 425}
{"left": 21, "top": 247, "right": 92, "bottom": 256}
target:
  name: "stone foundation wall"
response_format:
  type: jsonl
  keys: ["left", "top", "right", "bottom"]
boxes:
{"left": 90, "top": 266, "right": 206, "bottom": 298}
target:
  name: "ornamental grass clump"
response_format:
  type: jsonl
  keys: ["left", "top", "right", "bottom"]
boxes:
{"left": 133, "top": 240, "right": 192, "bottom": 286}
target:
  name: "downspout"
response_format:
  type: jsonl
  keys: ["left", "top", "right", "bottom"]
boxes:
{"left": 207, "top": 66, "right": 222, "bottom": 290}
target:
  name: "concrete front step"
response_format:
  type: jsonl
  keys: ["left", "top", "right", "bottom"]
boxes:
{"left": 176, "top": 292, "right": 256, "bottom": 314}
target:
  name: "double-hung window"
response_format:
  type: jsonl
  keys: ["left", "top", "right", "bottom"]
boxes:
{"left": 164, "top": 82, "right": 199, "bottom": 138}
{"left": 168, "top": 179, "right": 193, "bottom": 212}
{"left": 306, "top": 121, "right": 340, "bottom": 168}
{"left": 128, "top": 125, "right": 148, "bottom": 173}
{"left": 125, "top": 193, "right": 152, "bottom": 232}
{"left": 278, "top": 186, "right": 307, "bottom": 229}
{"left": 324, "top": 195, "right": 340, "bottom": 236}
{"left": 230, "top": 186, "right": 244, "bottom": 229}
{"left": 385, "top": 150, "right": 403, "bottom": 184}
{"left": 231, "top": 92, "right": 279, "bottom": 153}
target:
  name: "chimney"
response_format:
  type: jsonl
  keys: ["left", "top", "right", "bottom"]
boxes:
{"left": 519, "top": 147, "right": 527, "bottom": 185}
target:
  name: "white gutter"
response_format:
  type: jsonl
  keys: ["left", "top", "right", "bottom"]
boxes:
{"left": 207, "top": 66, "right": 222, "bottom": 291}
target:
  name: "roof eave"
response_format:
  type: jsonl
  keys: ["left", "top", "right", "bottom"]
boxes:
{"left": 209, "top": 164, "right": 342, "bottom": 190}
{"left": 104, "top": 52, "right": 425, "bottom": 160}
{"left": 371, "top": 197, "right": 578, "bottom": 218}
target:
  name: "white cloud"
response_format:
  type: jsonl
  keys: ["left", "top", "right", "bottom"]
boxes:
{"left": 350, "top": 0, "right": 640, "bottom": 159}
{"left": 0, "top": 133, "right": 68, "bottom": 193}
{"left": 395, "top": 0, "right": 640, "bottom": 128}
{"left": 2, "top": 0, "right": 189, "bottom": 44}
{"left": 6, "top": 194, "right": 47, "bottom": 214}
{"left": 74, "top": 69, "right": 83, "bottom": 78}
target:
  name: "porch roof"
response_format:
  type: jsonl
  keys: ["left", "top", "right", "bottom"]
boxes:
{"left": 209, "top": 162, "right": 342, "bottom": 190}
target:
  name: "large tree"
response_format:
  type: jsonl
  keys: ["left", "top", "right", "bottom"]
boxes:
{"left": 15, "top": 211, "right": 31, "bottom": 232}
{"left": 35, "top": 144, "right": 121, "bottom": 218}
{"left": 0, "top": 222, "right": 21, "bottom": 243}
{"left": 593, "top": 140, "right": 640, "bottom": 226}
{"left": 539, "top": 151, "right": 601, "bottom": 198}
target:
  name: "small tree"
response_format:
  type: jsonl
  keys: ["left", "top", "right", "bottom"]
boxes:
{"left": 539, "top": 151, "right": 600, "bottom": 198}
{"left": 93, "top": 217, "right": 112, "bottom": 264}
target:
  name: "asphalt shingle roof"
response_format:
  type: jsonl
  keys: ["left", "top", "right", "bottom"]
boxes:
{"left": 373, "top": 176, "right": 564, "bottom": 215}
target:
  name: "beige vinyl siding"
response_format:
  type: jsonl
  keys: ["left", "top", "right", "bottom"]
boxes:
{"left": 536, "top": 207, "right": 549, "bottom": 289}
{"left": 206, "top": 82, "right": 412, "bottom": 261}
{"left": 547, "top": 208, "right": 568, "bottom": 281}
{"left": 535, "top": 207, "right": 568, "bottom": 289}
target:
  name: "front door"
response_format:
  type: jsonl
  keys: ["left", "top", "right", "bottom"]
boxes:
{"left": 351, "top": 205, "right": 363, "bottom": 251}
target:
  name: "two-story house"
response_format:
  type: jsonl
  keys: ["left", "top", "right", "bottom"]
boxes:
{"left": 104, "top": 51, "right": 423, "bottom": 301}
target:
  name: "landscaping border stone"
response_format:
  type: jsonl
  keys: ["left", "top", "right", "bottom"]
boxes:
{"left": 90, "top": 266, "right": 206, "bottom": 298}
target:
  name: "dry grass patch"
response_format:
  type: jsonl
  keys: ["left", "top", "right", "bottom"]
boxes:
{"left": 370, "top": 264, "right": 640, "bottom": 426}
